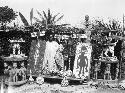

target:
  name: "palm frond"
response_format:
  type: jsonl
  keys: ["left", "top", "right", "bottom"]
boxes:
{"left": 47, "top": 9, "right": 52, "bottom": 24}
{"left": 43, "top": 11, "right": 48, "bottom": 20}
{"left": 36, "top": 10, "right": 44, "bottom": 20}
{"left": 48, "top": 9, "right": 51, "bottom": 18}
{"left": 30, "top": 8, "right": 33, "bottom": 25}
{"left": 19, "top": 12, "right": 29, "bottom": 26}
{"left": 34, "top": 9, "right": 64, "bottom": 30}
{"left": 52, "top": 13, "right": 60, "bottom": 22}
{"left": 33, "top": 17, "right": 43, "bottom": 24}
{"left": 56, "top": 15, "right": 64, "bottom": 22}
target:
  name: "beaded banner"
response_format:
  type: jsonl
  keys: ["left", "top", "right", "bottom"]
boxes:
{"left": 73, "top": 43, "right": 92, "bottom": 79}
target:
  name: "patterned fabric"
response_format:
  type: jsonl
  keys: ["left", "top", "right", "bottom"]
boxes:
{"left": 55, "top": 44, "right": 64, "bottom": 70}
{"left": 27, "top": 40, "right": 46, "bottom": 76}
{"left": 73, "top": 42, "right": 92, "bottom": 78}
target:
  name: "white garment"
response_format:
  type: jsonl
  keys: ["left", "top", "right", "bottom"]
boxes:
{"left": 43, "top": 41, "right": 59, "bottom": 72}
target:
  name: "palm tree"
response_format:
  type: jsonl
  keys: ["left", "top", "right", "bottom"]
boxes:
{"left": 34, "top": 9, "right": 64, "bottom": 32}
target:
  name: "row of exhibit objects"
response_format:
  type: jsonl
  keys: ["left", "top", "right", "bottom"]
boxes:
{"left": 28, "top": 69, "right": 69, "bottom": 87}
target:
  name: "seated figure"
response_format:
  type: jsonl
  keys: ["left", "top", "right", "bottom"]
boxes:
{"left": 104, "top": 64, "right": 112, "bottom": 80}
{"left": 104, "top": 45, "right": 115, "bottom": 57}
{"left": 104, "top": 40, "right": 118, "bottom": 57}
{"left": 9, "top": 62, "right": 18, "bottom": 82}
{"left": 18, "top": 62, "right": 26, "bottom": 81}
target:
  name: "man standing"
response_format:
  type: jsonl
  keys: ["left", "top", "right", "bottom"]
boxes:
{"left": 43, "top": 35, "right": 59, "bottom": 73}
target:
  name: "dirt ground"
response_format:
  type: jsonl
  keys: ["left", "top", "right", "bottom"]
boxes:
{"left": 0, "top": 76, "right": 125, "bottom": 93}
{"left": 0, "top": 83, "right": 125, "bottom": 93}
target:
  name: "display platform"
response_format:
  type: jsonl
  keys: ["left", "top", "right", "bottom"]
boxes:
{"left": 5, "top": 80, "right": 28, "bottom": 86}
{"left": 99, "top": 57, "right": 119, "bottom": 63}
{"left": 1, "top": 55, "right": 28, "bottom": 61}
{"left": 27, "top": 74, "right": 87, "bottom": 84}
{"left": 42, "top": 75, "right": 87, "bottom": 81}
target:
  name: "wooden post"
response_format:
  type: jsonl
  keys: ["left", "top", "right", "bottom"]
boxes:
{"left": 1, "top": 78, "right": 4, "bottom": 93}
{"left": 121, "top": 15, "right": 125, "bottom": 78}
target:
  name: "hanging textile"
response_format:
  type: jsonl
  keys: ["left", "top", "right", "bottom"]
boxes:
{"left": 73, "top": 42, "right": 92, "bottom": 79}
{"left": 27, "top": 40, "right": 46, "bottom": 76}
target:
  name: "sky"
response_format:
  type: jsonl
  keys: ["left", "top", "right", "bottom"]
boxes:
{"left": 0, "top": 0, "right": 125, "bottom": 27}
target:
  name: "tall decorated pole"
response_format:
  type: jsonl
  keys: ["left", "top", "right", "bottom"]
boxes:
{"left": 84, "top": 15, "right": 92, "bottom": 80}
{"left": 84, "top": 15, "right": 91, "bottom": 42}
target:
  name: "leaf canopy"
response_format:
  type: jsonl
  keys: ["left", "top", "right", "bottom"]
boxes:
{"left": 34, "top": 9, "right": 64, "bottom": 29}
{"left": 0, "top": 6, "right": 17, "bottom": 23}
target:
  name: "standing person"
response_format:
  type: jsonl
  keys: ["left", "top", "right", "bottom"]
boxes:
{"left": 4, "top": 62, "right": 11, "bottom": 82}
{"left": 67, "top": 37, "right": 76, "bottom": 71}
{"left": 43, "top": 35, "right": 59, "bottom": 73}
{"left": 63, "top": 39, "right": 69, "bottom": 71}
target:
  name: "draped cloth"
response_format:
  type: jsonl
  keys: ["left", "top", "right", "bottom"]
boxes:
{"left": 27, "top": 40, "right": 46, "bottom": 76}
{"left": 73, "top": 42, "right": 92, "bottom": 79}
{"left": 43, "top": 41, "right": 59, "bottom": 72}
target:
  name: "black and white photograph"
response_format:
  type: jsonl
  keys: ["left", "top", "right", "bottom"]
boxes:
{"left": 0, "top": 0, "right": 125, "bottom": 93}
